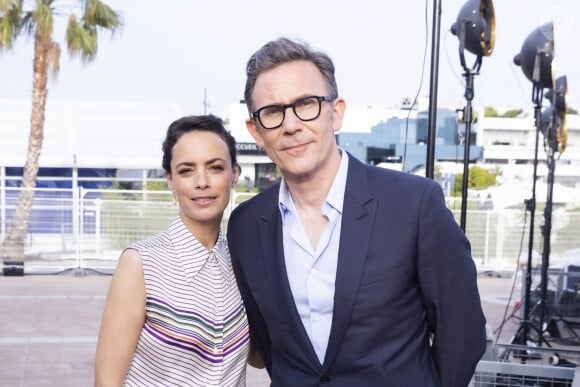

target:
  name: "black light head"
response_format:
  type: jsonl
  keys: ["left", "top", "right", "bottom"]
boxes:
{"left": 451, "top": 0, "right": 495, "bottom": 57}
{"left": 513, "top": 22, "right": 555, "bottom": 90}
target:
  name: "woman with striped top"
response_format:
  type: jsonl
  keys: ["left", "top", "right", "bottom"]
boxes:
{"left": 95, "top": 115, "right": 262, "bottom": 386}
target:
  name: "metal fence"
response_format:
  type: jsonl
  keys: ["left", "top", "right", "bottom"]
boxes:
{"left": 3, "top": 186, "right": 580, "bottom": 383}
{"left": 446, "top": 197, "right": 580, "bottom": 273}
{"left": 469, "top": 359, "right": 576, "bottom": 386}
{"left": 1, "top": 186, "right": 579, "bottom": 272}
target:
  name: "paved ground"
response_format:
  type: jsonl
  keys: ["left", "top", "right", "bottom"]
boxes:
{"left": 0, "top": 265, "right": 578, "bottom": 386}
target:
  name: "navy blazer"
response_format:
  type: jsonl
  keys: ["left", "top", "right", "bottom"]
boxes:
{"left": 228, "top": 154, "right": 486, "bottom": 387}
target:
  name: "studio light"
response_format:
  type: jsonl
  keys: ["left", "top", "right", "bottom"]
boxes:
{"left": 540, "top": 106, "right": 563, "bottom": 152}
{"left": 545, "top": 75, "right": 568, "bottom": 153}
{"left": 450, "top": 0, "right": 495, "bottom": 232}
{"left": 514, "top": 22, "right": 555, "bottom": 102}
{"left": 546, "top": 75, "right": 568, "bottom": 113}
{"left": 533, "top": 76, "right": 570, "bottom": 356}
{"left": 451, "top": 0, "right": 495, "bottom": 71}
{"left": 503, "top": 22, "right": 565, "bottom": 363}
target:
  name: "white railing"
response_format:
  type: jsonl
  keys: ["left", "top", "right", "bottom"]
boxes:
{"left": 1, "top": 186, "right": 579, "bottom": 272}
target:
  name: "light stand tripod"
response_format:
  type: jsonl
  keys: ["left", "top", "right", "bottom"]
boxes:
{"left": 501, "top": 85, "right": 579, "bottom": 362}
{"left": 537, "top": 93, "right": 580, "bottom": 345}
{"left": 500, "top": 20, "right": 556, "bottom": 362}
{"left": 501, "top": 87, "right": 551, "bottom": 362}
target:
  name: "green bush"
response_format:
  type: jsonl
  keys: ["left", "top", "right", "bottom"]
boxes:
{"left": 452, "top": 166, "right": 497, "bottom": 197}
{"left": 100, "top": 185, "right": 174, "bottom": 249}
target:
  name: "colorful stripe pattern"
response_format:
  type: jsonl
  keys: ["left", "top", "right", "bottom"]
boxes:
{"left": 124, "top": 217, "right": 250, "bottom": 386}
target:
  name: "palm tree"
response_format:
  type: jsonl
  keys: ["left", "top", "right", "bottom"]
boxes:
{"left": 0, "top": 0, "right": 122, "bottom": 260}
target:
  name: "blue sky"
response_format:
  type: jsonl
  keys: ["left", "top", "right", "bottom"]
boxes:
{"left": 1, "top": 0, "right": 578, "bottom": 116}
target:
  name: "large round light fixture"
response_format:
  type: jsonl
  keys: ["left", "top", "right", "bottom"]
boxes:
{"left": 449, "top": 0, "right": 495, "bottom": 232}
{"left": 539, "top": 106, "right": 560, "bottom": 151}
{"left": 451, "top": 0, "right": 495, "bottom": 71}
{"left": 513, "top": 22, "right": 555, "bottom": 90}
{"left": 544, "top": 75, "right": 568, "bottom": 153}
{"left": 545, "top": 75, "right": 568, "bottom": 114}
{"left": 451, "top": 0, "right": 495, "bottom": 56}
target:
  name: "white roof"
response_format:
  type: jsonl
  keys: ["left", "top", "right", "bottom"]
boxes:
{"left": 0, "top": 99, "right": 183, "bottom": 169}
{"left": 223, "top": 101, "right": 422, "bottom": 137}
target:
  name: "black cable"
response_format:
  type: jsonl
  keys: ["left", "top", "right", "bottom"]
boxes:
{"left": 402, "top": 0, "right": 429, "bottom": 173}
{"left": 442, "top": 29, "right": 465, "bottom": 88}
{"left": 494, "top": 204, "right": 529, "bottom": 345}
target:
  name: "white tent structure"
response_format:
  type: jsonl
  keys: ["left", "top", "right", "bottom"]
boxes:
{"left": 476, "top": 179, "right": 580, "bottom": 210}
{"left": 1, "top": 99, "right": 183, "bottom": 171}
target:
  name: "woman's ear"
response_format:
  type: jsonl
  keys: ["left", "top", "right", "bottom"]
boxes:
{"left": 165, "top": 172, "right": 174, "bottom": 192}
{"left": 232, "top": 164, "right": 241, "bottom": 187}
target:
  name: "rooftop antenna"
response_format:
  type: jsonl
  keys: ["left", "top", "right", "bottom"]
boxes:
{"left": 203, "top": 88, "right": 211, "bottom": 114}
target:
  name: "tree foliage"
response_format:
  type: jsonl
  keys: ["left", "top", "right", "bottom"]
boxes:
{"left": 484, "top": 106, "right": 498, "bottom": 117}
{"left": 501, "top": 109, "right": 522, "bottom": 118}
{"left": 0, "top": 0, "right": 122, "bottom": 260}
{"left": 452, "top": 166, "right": 498, "bottom": 196}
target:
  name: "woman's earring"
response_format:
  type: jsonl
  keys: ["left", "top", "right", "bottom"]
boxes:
{"left": 172, "top": 192, "right": 177, "bottom": 205}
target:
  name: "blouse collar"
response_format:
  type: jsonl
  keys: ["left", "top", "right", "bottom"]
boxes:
{"left": 167, "top": 216, "right": 231, "bottom": 286}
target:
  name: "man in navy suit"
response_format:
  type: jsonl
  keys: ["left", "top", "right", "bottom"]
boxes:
{"left": 228, "top": 37, "right": 486, "bottom": 387}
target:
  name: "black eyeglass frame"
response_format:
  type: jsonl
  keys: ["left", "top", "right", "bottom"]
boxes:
{"left": 251, "top": 95, "right": 334, "bottom": 130}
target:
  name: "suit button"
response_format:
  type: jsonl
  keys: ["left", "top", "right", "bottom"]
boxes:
{"left": 320, "top": 374, "right": 331, "bottom": 383}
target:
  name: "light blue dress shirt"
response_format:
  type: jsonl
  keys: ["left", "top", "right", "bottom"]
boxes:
{"left": 278, "top": 150, "right": 348, "bottom": 364}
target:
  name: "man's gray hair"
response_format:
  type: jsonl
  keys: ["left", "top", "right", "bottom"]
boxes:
{"left": 244, "top": 37, "right": 339, "bottom": 113}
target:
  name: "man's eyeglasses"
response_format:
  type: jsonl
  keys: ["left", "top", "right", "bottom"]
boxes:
{"left": 251, "top": 95, "right": 334, "bottom": 130}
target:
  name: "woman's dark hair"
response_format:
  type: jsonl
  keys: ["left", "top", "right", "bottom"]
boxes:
{"left": 161, "top": 114, "right": 238, "bottom": 174}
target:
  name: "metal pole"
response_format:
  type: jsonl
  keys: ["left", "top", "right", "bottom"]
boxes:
{"left": 521, "top": 101, "right": 543, "bottom": 352}
{"left": 539, "top": 124, "right": 557, "bottom": 339}
{"left": 203, "top": 88, "right": 209, "bottom": 115}
{"left": 460, "top": 72, "right": 474, "bottom": 231}
{"left": 426, "top": 0, "right": 442, "bottom": 179}
{"left": 1, "top": 166, "right": 5, "bottom": 238}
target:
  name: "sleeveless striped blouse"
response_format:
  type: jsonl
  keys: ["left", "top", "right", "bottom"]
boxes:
{"left": 124, "top": 216, "right": 250, "bottom": 386}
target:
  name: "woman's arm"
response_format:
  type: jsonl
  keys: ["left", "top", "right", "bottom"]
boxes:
{"left": 94, "top": 249, "right": 146, "bottom": 386}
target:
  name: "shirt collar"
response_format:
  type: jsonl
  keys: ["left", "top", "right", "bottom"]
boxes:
{"left": 326, "top": 148, "right": 348, "bottom": 213}
{"left": 278, "top": 148, "right": 349, "bottom": 219}
{"left": 167, "top": 216, "right": 231, "bottom": 286}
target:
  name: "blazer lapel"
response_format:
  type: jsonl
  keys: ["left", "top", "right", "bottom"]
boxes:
{"left": 323, "top": 156, "right": 377, "bottom": 368}
{"left": 257, "top": 185, "right": 321, "bottom": 367}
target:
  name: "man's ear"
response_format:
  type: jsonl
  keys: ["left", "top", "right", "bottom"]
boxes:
{"left": 246, "top": 118, "right": 265, "bottom": 148}
{"left": 331, "top": 97, "right": 346, "bottom": 134}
